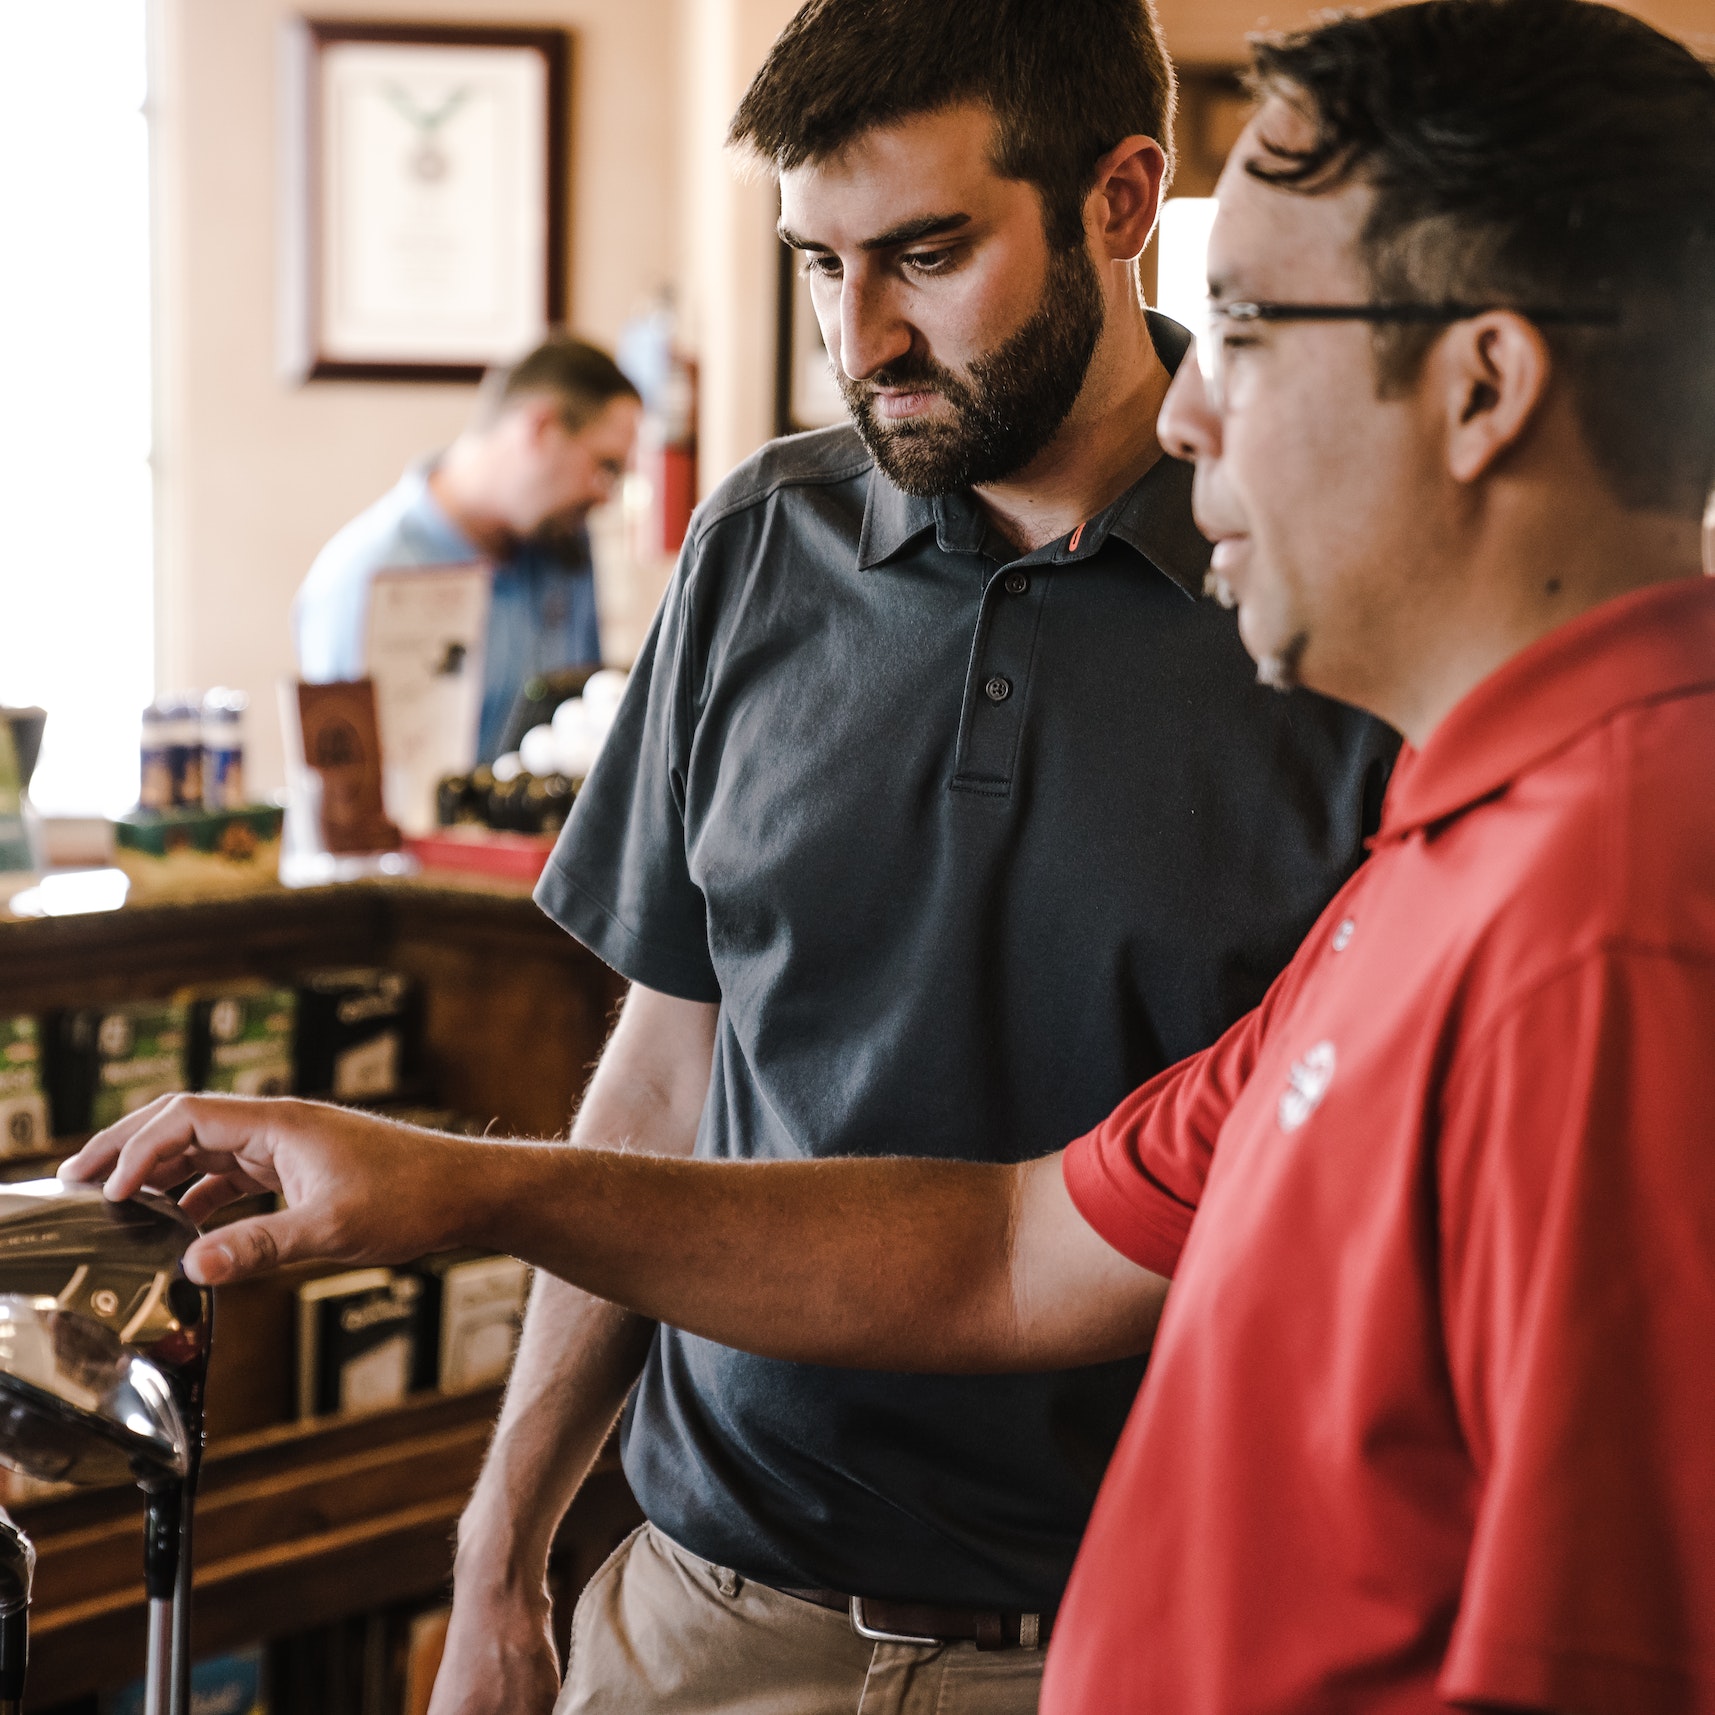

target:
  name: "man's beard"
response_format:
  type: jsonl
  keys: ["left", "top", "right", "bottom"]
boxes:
{"left": 839, "top": 242, "right": 1106, "bottom": 497}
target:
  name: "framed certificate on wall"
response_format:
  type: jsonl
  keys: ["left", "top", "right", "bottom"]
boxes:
{"left": 283, "top": 20, "right": 570, "bottom": 382}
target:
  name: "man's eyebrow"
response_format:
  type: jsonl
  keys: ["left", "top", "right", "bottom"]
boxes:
{"left": 777, "top": 212, "right": 973, "bottom": 253}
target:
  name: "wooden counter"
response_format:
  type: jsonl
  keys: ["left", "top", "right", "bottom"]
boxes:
{"left": 0, "top": 876, "right": 640, "bottom": 1703}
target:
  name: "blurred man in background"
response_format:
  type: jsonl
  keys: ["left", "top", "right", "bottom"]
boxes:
{"left": 292, "top": 333, "right": 640, "bottom": 761}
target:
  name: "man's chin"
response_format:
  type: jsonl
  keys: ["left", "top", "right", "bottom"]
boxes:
{"left": 1252, "top": 631, "right": 1310, "bottom": 694}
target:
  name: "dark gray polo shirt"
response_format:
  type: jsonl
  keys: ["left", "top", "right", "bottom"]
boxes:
{"left": 536, "top": 317, "right": 1397, "bottom": 1608}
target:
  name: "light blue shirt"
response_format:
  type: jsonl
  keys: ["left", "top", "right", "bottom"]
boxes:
{"left": 293, "top": 463, "right": 601, "bottom": 762}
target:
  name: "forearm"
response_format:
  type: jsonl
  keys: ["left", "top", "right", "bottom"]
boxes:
{"left": 457, "top": 1145, "right": 1039, "bottom": 1373}
{"left": 457, "top": 1274, "right": 652, "bottom": 1575}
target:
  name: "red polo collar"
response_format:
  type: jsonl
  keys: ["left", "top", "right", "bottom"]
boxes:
{"left": 1377, "top": 575, "right": 1715, "bottom": 843}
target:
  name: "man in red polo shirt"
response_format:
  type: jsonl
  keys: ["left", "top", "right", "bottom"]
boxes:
{"left": 67, "top": 0, "right": 1715, "bottom": 1709}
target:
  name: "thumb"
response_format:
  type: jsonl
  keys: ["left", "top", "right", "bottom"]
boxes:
{"left": 185, "top": 1206, "right": 324, "bottom": 1285}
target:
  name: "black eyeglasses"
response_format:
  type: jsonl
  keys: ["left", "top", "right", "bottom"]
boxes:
{"left": 1192, "top": 298, "right": 1620, "bottom": 410}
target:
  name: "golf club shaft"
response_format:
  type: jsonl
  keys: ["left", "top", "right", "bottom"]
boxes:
{"left": 170, "top": 1471, "right": 197, "bottom": 1715}
{"left": 144, "top": 1596, "right": 173, "bottom": 1715}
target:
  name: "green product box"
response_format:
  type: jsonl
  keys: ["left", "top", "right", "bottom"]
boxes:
{"left": 52, "top": 1001, "right": 190, "bottom": 1135}
{"left": 0, "top": 1015, "right": 48, "bottom": 1159}
{"left": 190, "top": 986, "right": 297, "bottom": 1096}
{"left": 112, "top": 804, "right": 283, "bottom": 902}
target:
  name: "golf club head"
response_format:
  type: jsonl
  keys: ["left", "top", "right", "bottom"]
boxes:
{"left": 0, "top": 1182, "right": 209, "bottom": 1489}
{"left": 0, "top": 1507, "right": 30, "bottom": 1616}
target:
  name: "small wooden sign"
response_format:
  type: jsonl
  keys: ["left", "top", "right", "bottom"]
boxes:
{"left": 290, "top": 680, "right": 402, "bottom": 855}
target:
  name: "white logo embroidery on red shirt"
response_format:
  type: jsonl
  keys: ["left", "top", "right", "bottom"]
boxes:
{"left": 1278, "top": 1041, "right": 1336, "bottom": 1133}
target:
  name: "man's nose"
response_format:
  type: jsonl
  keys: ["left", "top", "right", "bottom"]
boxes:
{"left": 836, "top": 276, "right": 915, "bottom": 382}
{"left": 1157, "top": 358, "right": 1222, "bottom": 465}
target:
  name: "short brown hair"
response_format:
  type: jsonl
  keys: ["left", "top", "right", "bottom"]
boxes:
{"left": 480, "top": 331, "right": 639, "bottom": 432}
{"left": 728, "top": 0, "right": 1176, "bottom": 253}
{"left": 1248, "top": 0, "right": 1715, "bottom": 518}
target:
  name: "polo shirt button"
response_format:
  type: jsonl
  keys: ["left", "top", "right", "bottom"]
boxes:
{"left": 985, "top": 676, "right": 1013, "bottom": 703}
{"left": 1005, "top": 572, "right": 1030, "bottom": 596}
{"left": 1332, "top": 918, "right": 1356, "bottom": 952}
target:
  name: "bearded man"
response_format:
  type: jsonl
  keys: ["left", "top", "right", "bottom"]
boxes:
{"left": 262, "top": 4, "right": 1389, "bottom": 1712}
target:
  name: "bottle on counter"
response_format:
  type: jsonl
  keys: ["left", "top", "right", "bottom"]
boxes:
{"left": 201, "top": 689, "right": 248, "bottom": 811}
{"left": 139, "top": 704, "right": 175, "bottom": 812}
{"left": 140, "top": 696, "right": 207, "bottom": 811}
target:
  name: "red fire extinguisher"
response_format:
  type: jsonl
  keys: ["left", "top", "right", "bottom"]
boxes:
{"left": 654, "top": 343, "right": 698, "bottom": 556}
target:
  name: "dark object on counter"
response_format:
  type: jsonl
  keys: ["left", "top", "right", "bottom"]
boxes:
{"left": 296, "top": 1268, "right": 422, "bottom": 1419}
{"left": 495, "top": 664, "right": 598, "bottom": 761}
{"left": 436, "top": 768, "right": 575, "bottom": 837}
{"left": 435, "top": 765, "right": 493, "bottom": 828}
{"left": 293, "top": 968, "right": 420, "bottom": 1102}
{"left": 48, "top": 1000, "right": 191, "bottom": 1136}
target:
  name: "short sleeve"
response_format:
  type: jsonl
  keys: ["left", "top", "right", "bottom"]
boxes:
{"left": 1063, "top": 984, "right": 1279, "bottom": 1278}
{"left": 535, "top": 555, "right": 722, "bottom": 1003}
{"left": 1438, "top": 948, "right": 1715, "bottom": 1713}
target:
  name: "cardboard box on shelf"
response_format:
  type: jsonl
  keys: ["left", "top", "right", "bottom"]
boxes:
{"left": 0, "top": 1015, "right": 49, "bottom": 1159}
{"left": 189, "top": 984, "right": 297, "bottom": 1096}
{"left": 294, "top": 968, "right": 420, "bottom": 1102}
{"left": 408, "top": 1252, "right": 530, "bottom": 1394}
{"left": 296, "top": 1268, "right": 422, "bottom": 1420}
{"left": 50, "top": 1000, "right": 190, "bottom": 1135}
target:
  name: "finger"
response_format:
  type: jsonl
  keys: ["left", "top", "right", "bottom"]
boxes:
{"left": 103, "top": 1094, "right": 275, "bottom": 1201}
{"left": 58, "top": 1092, "right": 188, "bottom": 1183}
{"left": 177, "top": 1171, "right": 268, "bottom": 1227}
{"left": 183, "top": 1203, "right": 329, "bottom": 1286}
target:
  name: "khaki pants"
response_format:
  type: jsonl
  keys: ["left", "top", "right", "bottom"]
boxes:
{"left": 556, "top": 1524, "right": 1045, "bottom": 1715}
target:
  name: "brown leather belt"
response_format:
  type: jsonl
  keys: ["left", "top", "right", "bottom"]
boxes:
{"left": 779, "top": 1588, "right": 1052, "bottom": 1651}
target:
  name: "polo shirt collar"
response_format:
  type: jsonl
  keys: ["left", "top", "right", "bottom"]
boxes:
{"left": 855, "top": 308, "right": 1209, "bottom": 595}
{"left": 1379, "top": 575, "right": 1715, "bottom": 842}
{"left": 856, "top": 448, "right": 1210, "bottom": 596}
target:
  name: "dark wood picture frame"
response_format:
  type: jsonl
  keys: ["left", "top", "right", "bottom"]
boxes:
{"left": 282, "top": 19, "right": 571, "bottom": 384}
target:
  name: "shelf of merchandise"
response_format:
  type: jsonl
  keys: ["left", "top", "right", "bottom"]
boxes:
{"left": 0, "top": 877, "right": 638, "bottom": 1705}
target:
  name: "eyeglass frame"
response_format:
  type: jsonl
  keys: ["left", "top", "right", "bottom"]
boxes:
{"left": 1192, "top": 299, "right": 1622, "bottom": 411}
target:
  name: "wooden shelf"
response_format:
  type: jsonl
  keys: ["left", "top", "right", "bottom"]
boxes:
{"left": 0, "top": 880, "right": 640, "bottom": 1701}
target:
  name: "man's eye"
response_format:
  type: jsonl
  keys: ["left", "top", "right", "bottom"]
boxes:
{"left": 902, "top": 250, "right": 957, "bottom": 276}
{"left": 801, "top": 254, "right": 841, "bottom": 281}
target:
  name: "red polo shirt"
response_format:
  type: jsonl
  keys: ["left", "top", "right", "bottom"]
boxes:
{"left": 1052, "top": 577, "right": 1715, "bottom": 1715}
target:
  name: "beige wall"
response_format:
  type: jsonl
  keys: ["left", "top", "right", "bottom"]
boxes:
{"left": 152, "top": 0, "right": 680, "bottom": 798}
{"left": 154, "top": 0, "right": 1715, "bottom": 798}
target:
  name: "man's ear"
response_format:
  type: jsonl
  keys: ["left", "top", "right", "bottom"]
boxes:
{"left": 1442, "top": 313, "right": 1552, "bottom": 484}
{"left": 1088, "top": 134, "right": 1168, "bottom": 263}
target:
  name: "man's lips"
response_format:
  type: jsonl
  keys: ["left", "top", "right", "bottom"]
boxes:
{"left": 1209, "top": 535, "right": 1249, "bottom": 572}
{"left": 870, "top": 388, "right": 942, "bottom": 421}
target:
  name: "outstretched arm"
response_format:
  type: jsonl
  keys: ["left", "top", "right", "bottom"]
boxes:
{"left": 63, "top": 1098, "right": 1167, "bottom": 1373}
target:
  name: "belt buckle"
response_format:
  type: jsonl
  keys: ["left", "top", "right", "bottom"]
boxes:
{"left": 849, "top": 1597, "right": 940, "bottom": 1647}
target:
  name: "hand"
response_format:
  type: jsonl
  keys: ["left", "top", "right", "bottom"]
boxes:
{"left": 428, "top": 1548, "right": 564, "bottom": 1715}
{"left": 58, "top": 1094, "right": 479, "bottom": 1286}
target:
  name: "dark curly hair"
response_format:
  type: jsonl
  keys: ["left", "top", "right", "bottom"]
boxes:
{"left": 1247, "top": 0, "right": 1715, "bottom": 517}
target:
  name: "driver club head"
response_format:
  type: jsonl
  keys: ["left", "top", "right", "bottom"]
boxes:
{"left": 0, "top": 1508, "right": 30, "bottom": 1616}
{"left": 0, "top": 1181, "right": 210, "bottom": 1490}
